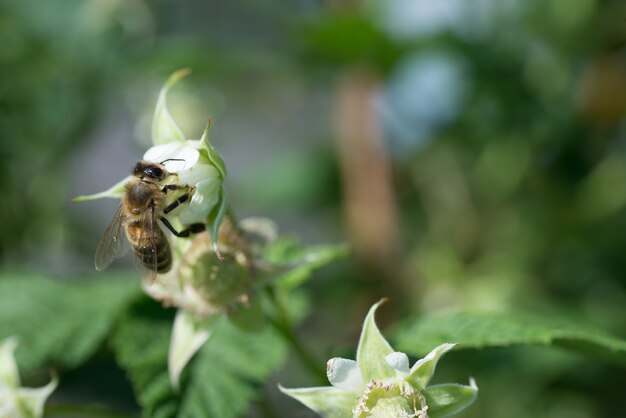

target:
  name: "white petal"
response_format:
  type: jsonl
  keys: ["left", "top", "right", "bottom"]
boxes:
{"left": 178, "top": 159, "right": 219, "bottom": 186}
{"left": 326, "top": 357, "right": 364, "bottom": 393}
{"left": 168, "top": 310, "right": 215, "bottom": 391}
{"left": 178, "top": 176, "right": 221, "bottom": 225}
{"left": 0, "top": 337, "right": 19, "bottom": 388}
{"left": 144, "top": 142, "right": 183, "bottom": 162}
{"left": 385, "top": 352, "right": 410, "bottom": 376}
{"left": 143, "top": 143, "right": 199, "bottom": 172}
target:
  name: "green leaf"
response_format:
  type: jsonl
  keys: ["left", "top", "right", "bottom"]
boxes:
{"left": 279, "top": 386, "right": 357, "bottom": 418}
{"left": 395, "top": 311, "right": 626, "bottom": 367}
{"left": 356, "top": 300, "right": 396, "bottom": 382}
{"left": 109, "top": 309, "right": 178, "bottom": 417}
{"left": 261, "top": 237, "right": 349, "bottom": 291}
{"left": 152, "top": 69, "right": 190, "bottom": 145}
{"left": 111, "top": 307, "right": 288, "bottom": 418}
{"left": 0, "top": 272, "right": 140, "bottom": 372}
{"left": 423, "top": 381, "right": 478, "bottom": 418}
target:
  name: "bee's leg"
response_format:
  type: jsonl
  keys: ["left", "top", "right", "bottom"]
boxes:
{"left": 163, "top": 192, "right": 193, "bottom": 214}
{"left": 162, "top": 184, "right": 189, "bottom": 193}
{"left": 159, "top": 217, "right": 206, "bottom": 238}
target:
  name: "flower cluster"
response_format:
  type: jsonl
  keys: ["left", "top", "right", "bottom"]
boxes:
{"left": 280, "top": 300, "right": 478, "bottom": 418}
{"left": 76, "top": 69, "right": 243, "bottom": 389}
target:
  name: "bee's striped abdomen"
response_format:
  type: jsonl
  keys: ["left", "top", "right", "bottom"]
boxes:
{"left": 132, "top": 227, "right": 172, "bottom": 273}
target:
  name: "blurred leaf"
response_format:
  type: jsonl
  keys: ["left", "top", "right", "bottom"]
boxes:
{"left": 299, "top": 14, "right": 402, "bottom": 71}
{"left": 111, "top": 308, "right": 288, "bottom": 418}
{"left": 261, "top": 237, "right": 349, "bottom": 291}
{"left": 0, "top": 272, "right": 140, "bottom": 371}
{"left": 395, "top": 311, "right": 626, "bottom": 367}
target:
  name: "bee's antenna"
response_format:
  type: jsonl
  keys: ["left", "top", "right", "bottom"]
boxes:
{"left": 160, "top": 158, "right": 186, "bottom": 164}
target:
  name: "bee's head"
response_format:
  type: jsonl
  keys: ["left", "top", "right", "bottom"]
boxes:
{"left": 133, "top": 161, "right": 169, "bottom": 181}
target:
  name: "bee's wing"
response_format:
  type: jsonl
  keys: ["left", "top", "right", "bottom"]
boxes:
{"left": 137, "top": 203, "right": 159, "bottom": 281}
{"left": 95, "top": 204, "right": 130, "bottom": 271}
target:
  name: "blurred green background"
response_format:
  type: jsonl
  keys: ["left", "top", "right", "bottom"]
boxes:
{"left": 1, "top": 0, "right": 626, "bottom": 416}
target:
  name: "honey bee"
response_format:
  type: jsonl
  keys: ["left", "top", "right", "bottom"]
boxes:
{"left": 95, "top": 160, "right": 205, "bottom": 276}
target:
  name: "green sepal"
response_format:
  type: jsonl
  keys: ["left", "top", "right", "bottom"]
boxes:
{"left": 356, "top": 299, "right": 396, "bottom": 382}
{"left": 406, "top": 343, "right": 456, "bottom": 390}
{"left": 152, "top": 68, "right": 190, "bottom": 145}
{"left": 14, "top": 374, "right": 58, "bottom": 418}
{"left": 208, "top": 185, "right": 228, "bottom": 257}
{"left": 168, "top": 310, "right": 216, "bottom": 391}
{"left": 73, "top": 175, "right": 132, "bottom": 202}
{"left": 200, "top": 121, "right": 227, "bottom": 179}
{"left": 279, "top": 385, "right": 357, "bottom": 418}
{"left": 423, "top": 380, "right": 478, "bottom": 418}
{"left": 0, "top": 337, "right": 19, "bottom": 387}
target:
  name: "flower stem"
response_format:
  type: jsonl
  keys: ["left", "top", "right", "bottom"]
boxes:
{"left": 264, "top": 288, "right": 327, "bottom": 386}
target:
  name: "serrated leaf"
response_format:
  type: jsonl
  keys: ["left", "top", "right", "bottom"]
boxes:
{"left": 0, "top": 272, "right": 140, "bottom": 372}
{"left": 395, "top": 311, "right": 626, "bottom": 367}
{"left": 111, "top": 308, "right": 288, "bottom": 418}
{"left": 179, "top": 320, "right": 287, "bottom": 417}
{"left": 109, "top": 310, "right": 178, "bottom": 417}
{"left": 152, "top": 69, "right": 190, "bottom": 145}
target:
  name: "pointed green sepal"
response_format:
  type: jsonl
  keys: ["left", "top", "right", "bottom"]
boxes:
{"left": 73, "top": 175, "right": 132, "bottom": 202}
{"left": 423, "top": 379, "right": 478, "bottom": 418}
{"left": 208, "top": 185, "right": 228, "bottom": 258}
{"left": 200, "top": 121, "right": 227, "bottom": 179}
{"left": 356, "top": 299, "right": 396, "bottom": 382}
{"left": 0, "top": 337, "right": 19, "bottom": 388}
{"left": 0, "top": 338, "right": 58, "bottom": 418}
{"left": 279, "top": 385, "right": 358, "bottom": 418}
{"left": 14, "top": 374, "right": 58, "bottom": 418}
{"left": 406, "top": 343, "right": 456, "bottom": 389}
{"left": 152, "top": 68, "right": 191, "bottom": 145}
{"left": 168, "top": 310, "right": 216, "bottom": 391}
